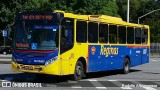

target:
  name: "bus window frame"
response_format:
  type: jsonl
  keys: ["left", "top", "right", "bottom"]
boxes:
{"left": 98, "top": 23, "right": 109, "bottom": 44}
{"left": 141, "top": 28, "right": 148, "bottom": 45}
{"left": 135, "top": 27, "right": 142, "bottom": 44}
{"left": 76, "top": 20, "right": 88, "bottom": 43}
{"left": 60, "top": 17, "right": 74, "bottom": 54}
{"left": 118, "top": 25, "right": 127, "bottom": 44}
{"left": 126, "top": 26, "right": 135, "bottom": 44}
{"left": 88, "top": 21, "right": 99, "bottom": 43}
{"left": 108, "top": 24, "right": 118, "bottom": 44}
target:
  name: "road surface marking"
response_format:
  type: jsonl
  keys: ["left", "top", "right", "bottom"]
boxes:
{"left": 68, "top": 80, "right": 77, "bottom": 83}
{"left": 88, "top": 79, "right": 98, "bottom": 81}
{"left": 96, "top": 87, "right": 107, "bottom": 89}
{"left": 88, "top": 79, "right": 107, "bottom": 89}
{"left": 72, "top": 86, "right": 82, "bottom": 88}
{"left": 108, "top": 80, "right": 117, "bottom": 81}
{"left": 121, "top": 87, "right": 132, "bottom": 89}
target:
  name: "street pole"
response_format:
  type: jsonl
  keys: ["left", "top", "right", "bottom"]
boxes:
{"left": 127, "top": 0, "right": 130, "bottom": 23}
{"left": 2, "top": 29, "right": 7, "bottom": 50}
{"left": 138, "top": 9, "right": 160, "bottom": 24}
{"left": 4, "top": 37, "right": 5, "bottom": 48}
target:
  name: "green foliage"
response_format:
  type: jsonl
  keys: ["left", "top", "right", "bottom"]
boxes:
{"left": 0, "top": 0, "right": 119, "bottom": 31}
{"left": 51, "top": 0, "right": 119, "bottom": 16}
{"left": 1, "top": 0, "right": 160, "bottom": 43}
{"left": 117, "top": 0, "right": 160, "bottom": 43}
{"left": 24, "top": 0, "right": 52, "bottom": 11}
{"left": 116, "top": 0, "right": 148, "bottom": 23}
{"left": 74, "top": 0, "right": 119, "bottom": 16}
{"left": 138, "top": 0, "right": 160, "bottom": 42}
{"left": 0, "top": 0, "right": 119, "bottom": 46}
{"left": 51, "top": 0, "right": 76, "bottom": 12}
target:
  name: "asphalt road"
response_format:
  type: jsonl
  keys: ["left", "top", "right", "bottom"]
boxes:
{"left": 0, "top": 56, "right": 160, "bottom": 90}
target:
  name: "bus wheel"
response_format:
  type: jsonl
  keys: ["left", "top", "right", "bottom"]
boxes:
{"left": 123, "top": 58, "right": 130, "bottom": 74}
{"left": 72, "top": 61, "right": 84, "bottom": 81}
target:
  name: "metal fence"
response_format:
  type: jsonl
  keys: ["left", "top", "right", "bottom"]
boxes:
{"left": 150, "top": 43, "right": 160, "bottom": 56}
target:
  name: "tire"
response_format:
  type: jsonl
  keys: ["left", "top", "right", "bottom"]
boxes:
{"left": 71, "top": 61, "right": 84, "bottom": 81}
{"left": 123, "top": 58, "right": 130, "bottom": 74}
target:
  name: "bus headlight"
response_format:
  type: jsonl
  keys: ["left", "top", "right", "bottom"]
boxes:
{"left": 45, "top": 57, "right": 58, "bottom": 66}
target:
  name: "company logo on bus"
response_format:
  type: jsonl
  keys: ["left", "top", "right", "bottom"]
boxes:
{"left": 100, "top": 45, "right": 119, "bottom": 57}
{"left": 91, "top": 46, "right": 96, "bottom": 55}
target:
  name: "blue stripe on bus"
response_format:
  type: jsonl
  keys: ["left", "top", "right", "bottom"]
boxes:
{"left": 88, "top": 45, "right": 149, "bottom": 72}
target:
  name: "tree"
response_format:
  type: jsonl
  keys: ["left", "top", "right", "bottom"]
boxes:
{"left": 0, "top": 0, "right": 53, "bottom": 46}
{"left": 116, "top": 0, "right": 148, "bottom": 23}
{"left": 138, "top": 0, "right": 160, "bottom": 42}
{"left": 50, "top": 0, "right": 119, "bottom": 16}
{"left": 117, "top": 0, "right": 160, "bottom": 43}
{"left": 74, "top": 0, "right": 119, "bottom": 16}
{"left": 0, "top": 0, "right": 127, "bottom": 46}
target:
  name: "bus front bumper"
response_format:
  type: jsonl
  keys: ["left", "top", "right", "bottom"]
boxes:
{"left": 11, "top": 61, "right": 61, "bottom": 75}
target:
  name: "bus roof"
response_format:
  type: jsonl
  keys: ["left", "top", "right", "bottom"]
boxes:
{"left": 55, "top": 10, "right": 149, "bottom": 28}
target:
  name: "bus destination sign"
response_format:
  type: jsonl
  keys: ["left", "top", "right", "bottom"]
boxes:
{"left": 22, "top": 15, "right": 53, "bottom": 20}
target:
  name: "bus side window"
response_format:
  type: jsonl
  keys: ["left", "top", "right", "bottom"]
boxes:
{"left": 61, "top": 28, "right": 73, "bottom": 46}
{"left": 88, "top": 34, "right": 93, "bottom": 42}
{"left": 109, "top": 25, "right": 117, "bottom": 44}
{"left": 61, "top": 28, "right": 67, "bottom": 44}
{"left": 88, "top": 22, "right": 98, "bottom": 43}
{"left": 60, "top": 18, "right": 74, "bottom": 54}
{"left": 99, "top": 37, "right": 105, "bottom": 42}
{"left": 135, "top": 28, "right": 141, "bottom": 44}
{"left": 76, "top": 21, "right": 87, "bottom": 43}
{"left": 66, "top": 29, "right": 73, "bottom": 44}
{"left": 127, "top": 27, "right": 134, "bottom": 44}
{"left": 142, "top": 28, "right": 148, "bottom": 44}
{"left": 118, "top": 26, "right": 126, "bottom": 44}
{"left": 109, "top": 34, "right": 116, "bottom": 43}
{"left": 99, "top": 24, "right": 108, "bottom": 43}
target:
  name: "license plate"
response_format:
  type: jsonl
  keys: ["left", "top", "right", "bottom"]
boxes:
{"left": 22, "top": 65, "right": 34, "bottom": 70}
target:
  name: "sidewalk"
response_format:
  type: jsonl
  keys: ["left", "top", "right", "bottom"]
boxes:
{"left": 150, "top": 54, "right": 160, "bottom": 58}
{"left": 0, "top": 54, "right": 12, "bottom": 64}
{"left": 0, "top": 54, "right": 12, "bottom": 58}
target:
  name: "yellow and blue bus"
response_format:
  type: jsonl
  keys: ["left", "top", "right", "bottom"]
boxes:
{"left": 12, "top": 10, "right": 150, "bottom": 80}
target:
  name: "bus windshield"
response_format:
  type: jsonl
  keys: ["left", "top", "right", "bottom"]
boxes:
{"left": 14, "top": 21, "right": 59, "bottom": 50}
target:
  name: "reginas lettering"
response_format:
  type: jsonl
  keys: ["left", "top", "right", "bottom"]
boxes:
{"left": 100, "top": 45, "right": 119, "bottom": 57}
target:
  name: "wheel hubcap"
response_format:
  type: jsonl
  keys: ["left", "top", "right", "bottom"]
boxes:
{"left": 125, "top": 62, "right": 129, "bottom": 71}
{"left": 76, "top": 66, "right": 81, "bottom": 76}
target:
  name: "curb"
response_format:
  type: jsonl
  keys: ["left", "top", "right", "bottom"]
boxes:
{"left": 0, "top": 54, "right": 12, "bottom": 57}
{"left": 0, "top": 61, "right": 11, "bottom": 64}
{"left": 150, "top": 57, "right": 160, "bottom": 58}
{"left": 150, "top": 56, "right": 160, "bottom": 58}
